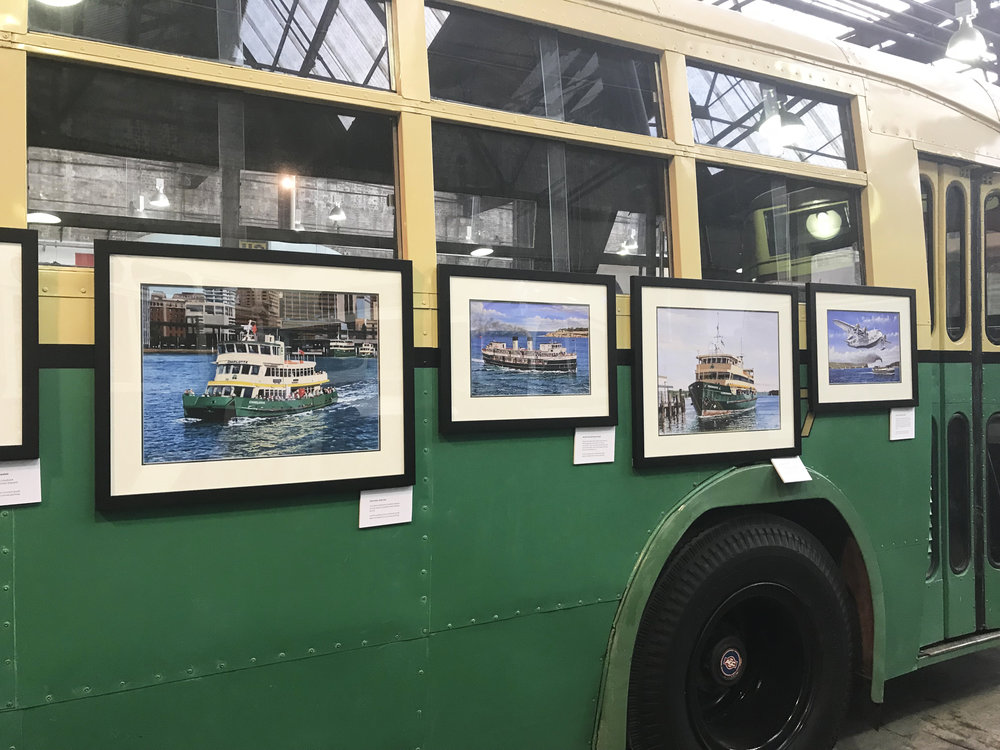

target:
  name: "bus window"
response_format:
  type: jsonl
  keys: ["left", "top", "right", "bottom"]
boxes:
{"left": 985, "top": 191, "right": 1000, "bottom": 344}
{"left": 988, "top": 414, "right": 1000, "bottom": 566}
{"left": 921, "top": 177, "right": 935, "bottom": 332}
{"left": 945, "top": 183, "right": 967, "bottom": 341}
{"left": 948, "top": 413, "right": 971, "bottom": 574}
{"left": 697, "top": 164, "right": 863, "bottom": 285}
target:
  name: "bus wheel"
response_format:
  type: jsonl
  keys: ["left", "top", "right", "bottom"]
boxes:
{"left": 627, "top": 515, "right": 853, "bottom": 750}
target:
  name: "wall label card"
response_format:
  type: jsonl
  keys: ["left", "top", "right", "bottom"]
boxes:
{"left": 359, "top": 486, "right": 414, "bottom": 528}
{"left": 771, "top": 456, "right": 811, "bottom": 484}
{"left": 890, "top": 407, "right": 916, "bottom": 441}
{"left": 574, "top": 426, "right": 616, "bottom": 465}
{"left": 0, "top": 459, "right": 42, "bottom": 506}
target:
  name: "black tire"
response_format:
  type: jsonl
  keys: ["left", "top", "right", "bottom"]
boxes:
{"left": 627, "top": 515, "right": 853, "bottom": 750}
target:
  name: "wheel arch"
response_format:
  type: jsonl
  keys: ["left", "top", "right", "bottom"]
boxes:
{"left": 592, "top": 463, "right": 886, "bottom": 750}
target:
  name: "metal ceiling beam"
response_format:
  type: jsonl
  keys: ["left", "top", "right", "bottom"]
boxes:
{"left": 299, "top": 0, "right": 341, "bottom": 75}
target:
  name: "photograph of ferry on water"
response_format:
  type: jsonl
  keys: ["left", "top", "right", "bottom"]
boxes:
{"left": 655, "top": 307, "right": 780, "bottom": 436}
{"left": 438, "top": 265, "right": 616, "bottom": 432}
{"left": 469, "top": 300, "right": 590, "bottom": 398}
{"left": 96, "top": 241, "right": 414, "bottom": 508}
{"left": 140, "top": 283, "right": 381, "bottom": 467}
{"left": 807, "top": 284, "right": 917, "bottom": 411}
{"left": 631, "top": 278, "right": 800, "bottom": 466}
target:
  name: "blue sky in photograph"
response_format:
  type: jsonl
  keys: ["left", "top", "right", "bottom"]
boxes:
{"left": 826, "top": 309, "right": 901, "bottom": 365}
{"left": 656, "top": 307, "right": 780, "bottom": 391}
{"left": 470, "top": 300, "right": 590, "bottom": 334}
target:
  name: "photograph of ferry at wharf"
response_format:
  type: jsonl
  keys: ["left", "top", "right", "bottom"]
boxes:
{"left": 141, "top": 283, "right": 380, "bottom": 465}
{"left": 826, "top": 309, "right": 902, "bottom": 384}
{"left": 469, "top": 300, "right": 591, "bottom": 397}
{"left": 656, "top": 307, "right": 781, "bottom": 435}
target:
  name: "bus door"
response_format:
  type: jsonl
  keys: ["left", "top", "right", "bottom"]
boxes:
{"left": 980, "top": 175, "right": 1000, "bottom": 630}
{"left": 921, "top": 160, "right": 977, "bottom": 643}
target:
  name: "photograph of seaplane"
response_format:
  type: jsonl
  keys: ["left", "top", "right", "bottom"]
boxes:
{"left": 826, "top": 309, "right": 901, "bottom": 385}
{"left": 807, "top": 284, "right": 917, "bottom": 411}
{"left": 832, "top": 318, "right": 887, "bottom": 348}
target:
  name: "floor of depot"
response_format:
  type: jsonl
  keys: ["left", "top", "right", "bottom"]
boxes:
{"left": 836, "top": 648, "right": 1000, "bottom": 749}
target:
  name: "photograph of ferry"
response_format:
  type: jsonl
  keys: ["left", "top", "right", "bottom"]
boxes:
{"left": 469, "top": 300, "right": 590, "bottom": 397}
{"left": 826, "top": 309, "right": 902, "bottom": 384}
{"left": 656, "top": 308, "right": 781, "bottom": 435}
{"left": 141, "top": 283, "right": 380, "bottom": 465}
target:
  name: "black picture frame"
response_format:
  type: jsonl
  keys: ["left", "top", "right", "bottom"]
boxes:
{"left": 438, "top": 265, "right": 618, "bottom": 433}
{"left": 807, "top": 283, "right": 918, "bottom": 411}
{"left": 95, "top": 240, "right": 414, "bottom": 509}
{"left": 631, "top": 277, "right": 801, "bottom": 467}
{"left": 0, "top": 228, "right": 39, "bottom": 461}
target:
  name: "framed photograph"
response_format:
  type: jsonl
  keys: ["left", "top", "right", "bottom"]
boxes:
{"left": 95, "top": 240, "right": 414, "bottom": 509}
{"left": 807, "top": 283, "right": 917, "bottom": 411}
{"left": 632, "top": 278, "right": 800, "bottom": 466}
{"left": 438, "top": 265, "right": 617, "bottom": 432}
{"left": 0, "top": 228, "right": 39, "bottom": 461}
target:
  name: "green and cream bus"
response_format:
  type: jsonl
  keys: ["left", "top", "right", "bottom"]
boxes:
{"left": 0, "top": 0, "right": 998, "bottom": 748}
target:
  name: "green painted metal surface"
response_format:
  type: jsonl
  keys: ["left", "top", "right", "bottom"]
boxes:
{"left": 18, "top": 641, "right": 426, "bottom": 750}
{"left": 427, "top": 603, "right": 618, "bottom": 750}
{"left": 0, "top": 360, "right": 985, "bottom": 749}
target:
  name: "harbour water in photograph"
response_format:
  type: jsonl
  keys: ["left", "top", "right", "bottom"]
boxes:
{"left": 470, "top": 334, "right": 591, "bottom": 397}
{"left": 141, "top": 353, "right": 380, "bottom": 464}
{"left": 659, "top": 393, "right": 781, "bottom": 435}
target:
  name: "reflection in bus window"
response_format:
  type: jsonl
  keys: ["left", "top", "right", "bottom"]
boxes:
{"left": 921, "top": 177, "right": 935, "bottom": 332}
{"left": 988, "top": 414, "right": 1000, "bottom": 566}
{"left": 945, "top": 183, "right": 967, "bottom": 341}
{"left": 986, "top": 192, "right": 1000, "bottom": 344}
{"left": 948, "top": 413, "right": 971, "bottom": 574}
{"left": 696, "top": 164, "right": 862, "bottom": 286}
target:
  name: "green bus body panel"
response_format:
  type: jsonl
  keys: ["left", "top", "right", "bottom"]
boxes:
{"left": 19, "top": 642, "right": 426, "bottom": 749}
{"left": 0, "top": 362, "right": 972, "bottom": 748}
{"left": 427, "top": 603, "right": 618, "bottom": 750}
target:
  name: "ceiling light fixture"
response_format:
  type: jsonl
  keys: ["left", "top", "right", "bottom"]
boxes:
{"left": 470, "top": 246, "right": 494, "bottom": 257}
{"left": 946, "top": 0, "right": 988, "bottom": 63}
{"left": 760, "top": 107, "right": 808, "bottom": 150}
{"left": 36, "top": 0, "right": 84, "bottom": 7}
{"left": 618, "top": 228, "right": 639, "bottom": 255}
{"left": 26, "top": 211, "right": 61, "bottom": 224}
{"left": 328, "top": 202, "right": 347, "bottom": 223}
{"left": 148, "top": 178, "right": 170, "bottom": 209}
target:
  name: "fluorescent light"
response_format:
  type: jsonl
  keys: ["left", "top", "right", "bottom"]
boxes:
{"left": 26, "top": 211, "right": 61, "bottom": 224}
{"left": 471, "top": 246, "right": 493, "bottom": 257}
{"left": 36, "top": 0, "right": 84, "bottom": 6}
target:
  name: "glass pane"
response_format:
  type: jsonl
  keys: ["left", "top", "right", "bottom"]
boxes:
{"left": 431, "top": 123, "right": 667, "bottom": 293}
{"left": 27, "top": 59, "right": 396, "bottom": 267}
{"left": 29, "top": 0, "right": 391, "bottom": 90}
{"left": 945, "top": 182, "right": 967, "bottom": 341}
{"left": 426, "top": 3, "right": 660, "bottom": 137}
{"left": 921, "top": 177, "right": 935, "bottom": 332}
{"left": 986, "top": 191, "right": 1000, "bottom": 344}
{"left": 988, "top": 414, "right": 1000, "bottom": 566}
{"left": 948, "top": 413, "right": 971, "bottom": 574}
{"left": 687, "top": 62, "right": 853, "bottom": 169}
{"left": 696, "top": 164, "right": 862, "bottom": 285}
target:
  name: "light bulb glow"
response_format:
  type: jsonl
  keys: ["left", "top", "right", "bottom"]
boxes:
{"left": 36, "top": 0, "right": 84, "bottom": 7}
{"left": 148, "top": 178, "right": 170, "bottom": 208}
{"left": 805, "top": 209, "right": 843, "bottom": 240}
{"left": 280, "top": 175, "right": 296, "bottom": 190}
{"left": 471, "top": 246, "right": 493, "bottom": 257}
{"left": 328, "top": 203, "right": 346, "bottom": 222}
